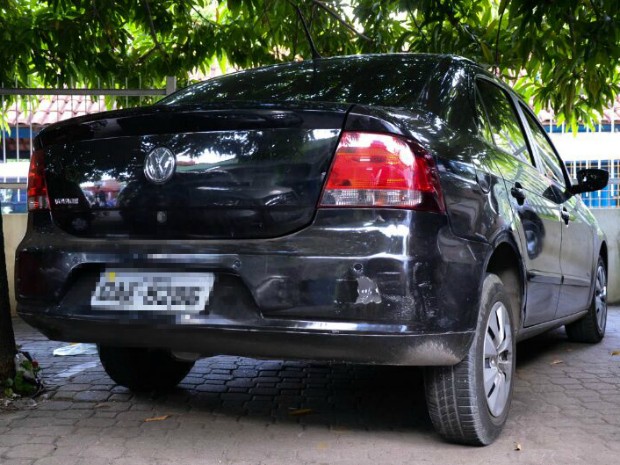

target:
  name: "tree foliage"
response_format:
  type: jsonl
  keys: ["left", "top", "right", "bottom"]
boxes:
{"left": 1, "top": 0, "right": 620, "bottom": 127}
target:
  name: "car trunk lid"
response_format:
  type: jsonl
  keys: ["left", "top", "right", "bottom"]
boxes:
{"left": 42, "top": 104, "right": 348, "bottom": 239}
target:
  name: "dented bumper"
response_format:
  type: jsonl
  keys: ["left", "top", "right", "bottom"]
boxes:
{"left": 19, "top": 311, "right": 473, "bottom": 365}
{"left": 16, "top": 209, "right": 489, "bottom": 365}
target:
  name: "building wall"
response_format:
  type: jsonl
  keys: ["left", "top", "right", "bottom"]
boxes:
{"left": 591, "top": 210, "right": 620, "bottom": 303}
{"left": 4, "top": 211, "right": 620, "bottom": 317}
{"left": 549, "top": 132, "right": 620, "bottom": 162}
{"left": 4, "top": 213, "right": 27, "bottom": 316}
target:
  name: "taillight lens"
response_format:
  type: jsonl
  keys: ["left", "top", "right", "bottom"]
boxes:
{"left": 319, "top": 132, "right": 445, "bottom": 212}
{"left": 27, "top": 149, "right": 49, "bottom": 211}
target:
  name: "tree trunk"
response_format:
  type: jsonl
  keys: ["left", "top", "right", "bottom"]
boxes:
{"left": 0, "top": 209, "right": 16, "bottom": 381}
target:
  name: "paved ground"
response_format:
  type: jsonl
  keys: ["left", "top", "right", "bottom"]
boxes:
{"left": 1, "top": 309, "right": 620, "bottom": 465}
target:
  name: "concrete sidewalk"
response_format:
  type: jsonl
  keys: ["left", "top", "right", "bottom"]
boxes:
{"left": 1, "top": 309, "right": 620, "bottom": 465}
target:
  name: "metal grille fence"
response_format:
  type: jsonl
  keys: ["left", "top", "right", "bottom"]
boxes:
{"left": 545, "top": 122, "right": 620, "bottom": 134}
{"left": 0, "top": 78, "right": 175, "bottom": 213}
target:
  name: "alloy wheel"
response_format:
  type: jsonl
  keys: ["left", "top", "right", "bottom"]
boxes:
{"left": 483, "top": 301, "right": 513, "bottom": 418}
{"left": 595, "top": 264, "right": 607, "bottom": 332}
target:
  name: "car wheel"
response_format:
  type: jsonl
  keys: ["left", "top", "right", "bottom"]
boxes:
{"left": 98, "top": 346, "right": 195, "bottom": 392}
{"left": 424, "top": 273, "right": 515, "bottom": 445}
{"left": 565, "top": 257, "right": 607, "bottom": 343}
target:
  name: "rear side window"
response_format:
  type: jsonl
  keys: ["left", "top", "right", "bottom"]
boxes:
{"left": 474, "top": 88, "right": 494, "bottom": 145}
{"left": 519, "top": 105, "right": 567, "bottom": 187}
{"left": 476, "top": 79, "right": 533, "bottom": 165}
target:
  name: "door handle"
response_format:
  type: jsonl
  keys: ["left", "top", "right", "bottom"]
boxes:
{"left": 510, "top": 183, "right": 526, "bottom": 206}
{"left": 561, "top": 207, "right": 570, "bottom": 225}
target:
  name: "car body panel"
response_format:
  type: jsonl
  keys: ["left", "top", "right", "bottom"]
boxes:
{"left": 556, "top": 193, "right": 597, "bottom": 317}
{"left": 488, "top": 148, "right": 563, "bottom": 326}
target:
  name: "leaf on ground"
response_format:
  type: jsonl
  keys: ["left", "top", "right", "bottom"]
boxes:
{"left": 611, "top": 350, "right": 620, "bottom": 356}
{"left": 288, "top": 408, "right": 313, "bottom": 416}
{"left": 94, "top": 403, "right": 110, "bottom": 409}
{"left": 550, "top": 359, "right": 563, "bottom": 365}
{"left": 514, "top": 442, "right": 522, "bottom": 451}
{"left": 144, "top": 414, "right": 170, "bottom": 422}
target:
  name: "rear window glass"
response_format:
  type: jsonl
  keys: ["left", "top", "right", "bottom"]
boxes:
{"left": 161, "top": 56, "right": 436, "bottom": 108}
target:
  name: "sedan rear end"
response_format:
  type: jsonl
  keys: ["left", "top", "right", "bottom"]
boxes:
{"left": 17, "top": 102, "right": 478, "bottom": 363}
{"left": 18, "top": 54, "right": 537, "bottom": 445}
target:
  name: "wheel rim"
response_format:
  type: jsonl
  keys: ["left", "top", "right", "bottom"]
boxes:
{"left": 595, "top": 264, "right": 607, "bottom": 332}
{"left": 483, "top": 301, "right": 513, "bottom": 418}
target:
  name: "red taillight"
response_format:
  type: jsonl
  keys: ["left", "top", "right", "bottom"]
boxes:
{"left": 319, "top": 132, "right": 445, "bottom": 212}
{"left": 27, "top": 149, "right": 49, "bottom": 211}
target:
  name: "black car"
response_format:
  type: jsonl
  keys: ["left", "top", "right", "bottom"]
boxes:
{"left": 16, "top": 54, "right": 608, "bottom": 445}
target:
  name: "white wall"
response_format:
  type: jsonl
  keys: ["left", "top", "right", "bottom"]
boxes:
{"left": 549, "top": 132, "right": 620, "bottom": 162}
{"left": 3, "top": 213, "right": 27, "bottom": 315}
{"left": 591, "top": 210, "right": 620, "bottom": 303}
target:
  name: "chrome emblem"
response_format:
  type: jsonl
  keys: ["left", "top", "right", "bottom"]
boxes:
{"left": 144, "top": 147, "right": 176, "bottom": 184}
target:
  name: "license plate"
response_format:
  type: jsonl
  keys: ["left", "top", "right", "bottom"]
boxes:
{"left": 91, "top": 269, "right": 215, "bottom": 312}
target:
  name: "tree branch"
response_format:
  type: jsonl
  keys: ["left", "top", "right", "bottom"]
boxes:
{"left": 409, "top": 7, "right": 429, "bottom": 48}
{"left": 190, "top": 5, "right": 224, "bottom": 30}
{"left": 565, "top": 10, "right": 577, "bottom": 58}
{"left": 292, "top": 14, "right": 299, "bottom": 59}
{"left": 143, "top": 0, "right": 167, "bottom": 58}
{"left": 494, "top": 4, "right": 506, "bottom": 74}
{"left": 588, "top": 0, "right": 603, "bottom": 21}
{"left": 92, "top": 0, "right": 117, "bottom": 51}
{"left": 288, "top": 1, "right": 321, "bottom": 59}
{"left": 137, "top": 46, "right": 157, "bottom": 64}
{"left": 309, "top": 0, "right": 371, "bottom": 41}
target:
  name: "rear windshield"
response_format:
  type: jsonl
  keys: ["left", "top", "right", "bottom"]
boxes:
{"left": 161, "top": 55, "right": 436, "bottom": 108}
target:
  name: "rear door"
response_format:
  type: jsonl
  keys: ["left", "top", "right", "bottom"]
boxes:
{"left": 476, "top": 78, "right": 563, "bottom": 327}
{"left": 517, "top": 105, "right": 594, "bottom": 317}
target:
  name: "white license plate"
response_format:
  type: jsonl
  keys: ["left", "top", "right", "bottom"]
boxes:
{"left": 91, "top": 269, "right": 215, "bottom": 312}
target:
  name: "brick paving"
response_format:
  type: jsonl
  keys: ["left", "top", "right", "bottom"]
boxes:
{"left": 1, "top": 309, "right": 620, "bottom": 465}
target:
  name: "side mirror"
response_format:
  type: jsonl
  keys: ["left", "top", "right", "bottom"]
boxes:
{"left": 570, "top": 168, "right": 609, "bottom": 195}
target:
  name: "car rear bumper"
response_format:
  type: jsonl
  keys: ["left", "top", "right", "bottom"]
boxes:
{"left": 19, "top": 311, "right": 473, "bottom": 365}
{"left": 17, "top": 208, "right": 489, "bottom": 366}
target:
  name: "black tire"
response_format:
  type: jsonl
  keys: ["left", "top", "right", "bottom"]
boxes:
{"left": 425, "top": 274, "right": 516, "bottom": 446}
{"left": 565, "top": 257, "right": 607, "bottom": 343}
{"left": 98, "top": 346, "right": 195, "bottom": 392}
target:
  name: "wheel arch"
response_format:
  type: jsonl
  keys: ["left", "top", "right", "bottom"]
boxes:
{"left": 592, "top": 239, "right": 608, "bottom": 305}
{"left": 484, "top": 239, "right": 525, "bottom": 330}
{"left": 599, "top": 241, "right": 608, "bottom": 270}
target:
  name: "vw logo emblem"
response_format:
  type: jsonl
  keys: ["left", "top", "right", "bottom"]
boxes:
{"left": 144, "top": 147, "right": 176, "bottom": 184}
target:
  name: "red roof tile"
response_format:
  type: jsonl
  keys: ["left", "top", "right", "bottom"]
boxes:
{"left": 5, "top": 95, "right": 119, "bottom": 127}
{"left": 4, "top": 90, "right": 620, "bottom": 127}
